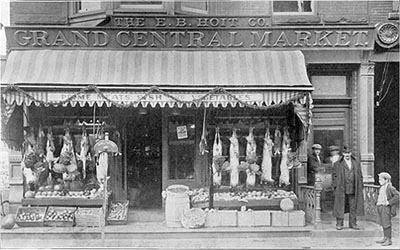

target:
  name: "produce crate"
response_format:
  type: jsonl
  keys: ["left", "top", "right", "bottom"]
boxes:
{"left": 44, "top": 206, "right": 76, "bottom": 227}
{"left": 75, "top": 207, "right": 105, "bottom": 227}
{"left": 107, "top": 200, "right": 129, "bottom": 225}
{"left": 15, "top": 207, "right": 47, "bottom": 227}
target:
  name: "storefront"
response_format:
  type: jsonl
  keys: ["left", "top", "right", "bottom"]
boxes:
{"left": 1, "top": 16, "right": 376, "bottom": 214}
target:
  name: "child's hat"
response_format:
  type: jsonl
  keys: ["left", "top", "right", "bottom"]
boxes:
{"left": 378, "top": 172, "right": 391, "bottom": 180}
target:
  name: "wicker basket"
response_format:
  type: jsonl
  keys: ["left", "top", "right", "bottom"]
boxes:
{"left": 15, "top": 207, "right": 47, "bottom": 227}
{"left": 75, "top": 207, "right": 105, "bottom": 227}
{"left": 107, "top": 200, "right": 129, "bottom": 225}
{"left": 44, "top": 206, "right": 76, "bottom": 227}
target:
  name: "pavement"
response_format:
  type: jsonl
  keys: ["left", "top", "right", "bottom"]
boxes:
{"left": 1, "top": 218, "right": 399, "bottom": 250}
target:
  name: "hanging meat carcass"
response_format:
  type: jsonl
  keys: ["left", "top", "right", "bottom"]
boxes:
{"left": 273, "top": 127, "right": 282, "bottom": 156}
{"left": 212, "top": 127, "right": 223, "bottom": 186}
{"left": 245, "top": 127, "right": 257, "bottom": 186}
{"left": 54, "top": 127, "right": 78, "bottom": 180}
{"left": 279, "top": 127, "right": 290, "bottom": 186}
{"left": 96, "top": 152, "right": 108, "bottom": 183}
{"left": 36, "top": 125, "right": 46, "bottom": 158}
{"left": 22, "top": 127, "right": 49, "bottom": 190}
{"left": 229, "top": 128, "right": 239, "bottom": 187}
{"left": 78, "top": 125, "right": 90, "bottom": 179}
{"left": 246, "top": 127, "right": 257, "bottom": 161}
{"left": 261, "top": 127, "right": 274, "bottom": 184}
{"left": 46, "top": 127, "right": 56, "bottom": 166}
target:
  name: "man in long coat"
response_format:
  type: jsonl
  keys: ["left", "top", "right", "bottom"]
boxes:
{"left": 332, "top": 145, "right": 364, "bottom": 230}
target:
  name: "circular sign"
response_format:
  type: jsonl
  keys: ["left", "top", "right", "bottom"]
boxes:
{"left": 376, "top": 23, "right": 399, "bottom": 48}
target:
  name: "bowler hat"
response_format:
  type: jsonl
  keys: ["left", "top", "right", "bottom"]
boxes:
{"left": 378, "top": 172, "right": 391, "bottom": 180}
{"left": 328, "top": 145, "right": 340, "bottom": 152}
{"left": 312, "top": 144, "right": 322, "bottom": 150}
{"left": 342, "top": 144, "right": 352, "bottom": 153}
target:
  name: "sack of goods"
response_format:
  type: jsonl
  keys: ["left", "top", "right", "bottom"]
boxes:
{"left": 180, "top": 208, "right": 206, "bottom": 229}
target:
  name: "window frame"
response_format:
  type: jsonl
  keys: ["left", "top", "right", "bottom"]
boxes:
{"left": 117, "top": 0, "right": 167, "bottom": 13}
{"left": 272, "top": 0, "right": 315, "bottom": 16}
{"left": 70, "top": 0, "right": 103, "bottom": 16}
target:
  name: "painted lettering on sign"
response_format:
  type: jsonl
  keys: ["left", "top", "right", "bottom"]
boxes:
{"left": 6, "top": 23, "right": 374, "bottom": 50}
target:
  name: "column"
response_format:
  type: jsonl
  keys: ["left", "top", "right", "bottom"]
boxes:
{"left": 358, "top": 63, "right": 375, "bottom": 183}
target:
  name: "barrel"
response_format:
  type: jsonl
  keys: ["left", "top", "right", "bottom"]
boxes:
{"left": 165, "top": 185, "right": 189, "bottom": 228}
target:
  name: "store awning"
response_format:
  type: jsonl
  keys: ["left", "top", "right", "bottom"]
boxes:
{"left": 1, "top": 50, "right": 312, "bottom": 108}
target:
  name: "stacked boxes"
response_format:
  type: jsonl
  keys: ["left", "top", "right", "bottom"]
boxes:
{"left": 205, "top": 209, "right": 305, "bottom": 228}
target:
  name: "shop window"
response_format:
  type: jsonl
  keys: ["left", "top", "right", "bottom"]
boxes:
{"left": 73, "top": 0, "right": 102, "bottom": 14}
{"left": 273, "top": 0, "right": 313, "bottom": 14}
{"left": 168, "top": 115, "right": 196, "bottom": 180}
{"left": 311, "top": 75, "right": 348, "bottom": 97}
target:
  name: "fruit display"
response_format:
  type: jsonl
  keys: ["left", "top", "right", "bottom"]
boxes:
{"left": 34, "top": 188, "right": 101, "bottom": 199}
{"left": 107, "top": 200, "right": 129, "bottom": 224}
{"left": 15, "top": 207, "right": 46, "bottom": 227}
{"left": 45, "top": 207, "right": 75, "bottom": 222}
{"left": 190, "top": 188, "right": 298, "bottom": 208}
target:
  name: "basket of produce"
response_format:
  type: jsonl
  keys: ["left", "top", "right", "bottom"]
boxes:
{"left": 15, "top": 207, "right": 47, "bottom": 227}
{"left": 180, "top": 208, "right": 206, "bottom": 229}
{"left": 44, "top": 207, "right": 76, "bottom": 227}
{"left": 107, "top": 200, "right": 129, "bottom": 225}
{"left": 75, "top": 207, "right": 105, "bottom": 227}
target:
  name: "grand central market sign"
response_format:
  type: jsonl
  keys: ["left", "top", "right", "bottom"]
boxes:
{"left": 5, "top": 17, "right": 374, "bottom": 50}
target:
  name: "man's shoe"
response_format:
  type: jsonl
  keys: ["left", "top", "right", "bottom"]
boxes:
{"left": 336, "top": 226, "right": 343, "bottom": 230}
{"left": 381, "top": 239, "right": 392, "bottom": 246}
{"left": 376, "top": 237, "right": 387, "bottom": 243}
{"left": 349, "top": 226, "right": 360, "bottom": 230}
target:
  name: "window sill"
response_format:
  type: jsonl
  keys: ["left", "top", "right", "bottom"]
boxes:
{"left": 272, "top": 14, "right": 321, "bottom": 25}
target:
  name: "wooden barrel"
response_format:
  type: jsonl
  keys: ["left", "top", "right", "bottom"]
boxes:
{"left": 165, "top": 185, "right": 189, "bottom": 228}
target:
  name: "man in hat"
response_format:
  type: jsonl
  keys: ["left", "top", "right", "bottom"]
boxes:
{"left": 332, "top": 145, "right": 364, "bottom": 230}
{"left": 375, "top": 172, "right": 399, "bottom": 246}
{"left": 324, "top": 145, "right": 341, "bottom": 174}
{"left": 307, "top": 144, "right": 324, "bottom": 185}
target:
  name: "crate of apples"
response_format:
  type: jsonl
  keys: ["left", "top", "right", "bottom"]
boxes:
{"left": 44, "top": 207, "right": 76, "bottom": 227}
{"left": 15, "top": 207, "right": 46, "bottom": 227}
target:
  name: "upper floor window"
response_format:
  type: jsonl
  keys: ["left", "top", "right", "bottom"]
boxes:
{"left": 273, "top": 0, "right": 313, "bottom": 14}
{"left": 120, "top": 0, "right": 164, "bottom": 10}
{"left": 73, "top": 0, "right": 102, "bottom": 13}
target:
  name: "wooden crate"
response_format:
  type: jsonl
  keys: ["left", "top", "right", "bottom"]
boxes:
{"left": 288, "top": 210, "right": 305, "bottom": 227}
{"left": 107, "top": 200, "right": 129, "bottom": 225}
{"left": 15, "top": 207, "right": 47, "bottom": 227}
{"left": 75, "top": 207, "right": 105, "bottom": 227}
{"left": 271, "top": 211, "right": 289, "bottom": 227}
{"left": 44, "top": 206, "right": 76, "bottom": 227}
{"left": 237, "top": 211, "right": 254, "bottom": 227}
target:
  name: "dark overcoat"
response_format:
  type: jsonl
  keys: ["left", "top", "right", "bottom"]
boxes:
{"left": 307, "top": 153, "right": 324, "bottom": 185}
{"left": 332, "top": 157, "right": 365, "bottom": 218}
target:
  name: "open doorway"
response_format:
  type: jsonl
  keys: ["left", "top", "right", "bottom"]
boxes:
{"left": 126, "top": 108, "right": 162, "bottom": 209}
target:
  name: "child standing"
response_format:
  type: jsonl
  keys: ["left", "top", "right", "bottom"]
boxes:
{"left": 376, "top": 172, "right": 399, "bottom": 246}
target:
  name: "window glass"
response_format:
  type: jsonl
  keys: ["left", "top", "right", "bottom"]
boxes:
{"left": 75, "top": 0, "right": 101, "bottom": 13}
{"left": 120, "top": 0, "right": 163, "bottom": 9}
{"left": 168, "top": 115, "right": 195, "bottom": 180}
{"left": 313, "top": 129, "right": 344, "bottom": 159}
{"left": 311, "top": 76, "right": 348, "bottom": 96}
{"left": 180, "top": 1, "right": 208, "bottom": 14}
{"left": 273, "top": 0, "right": 312, "bottom": 13}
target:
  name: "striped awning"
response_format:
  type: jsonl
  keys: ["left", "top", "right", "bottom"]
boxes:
{"left": 1, "top": 49, "right": 312, "bottom": 108}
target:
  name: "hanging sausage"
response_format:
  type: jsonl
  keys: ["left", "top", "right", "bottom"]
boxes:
{"left": 261, "top": 127, "right": 274, "bottom": 184}
{"left": 229, "top": 128, "right": 239, "bottom": 187}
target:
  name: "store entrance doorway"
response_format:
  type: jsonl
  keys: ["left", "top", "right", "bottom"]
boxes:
{"left": 126, "top": 108, "right": 162, "bottom": 209}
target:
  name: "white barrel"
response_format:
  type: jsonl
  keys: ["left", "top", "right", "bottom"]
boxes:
{"left": 165, "top": 185, "right": 189, "bottom": 228}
